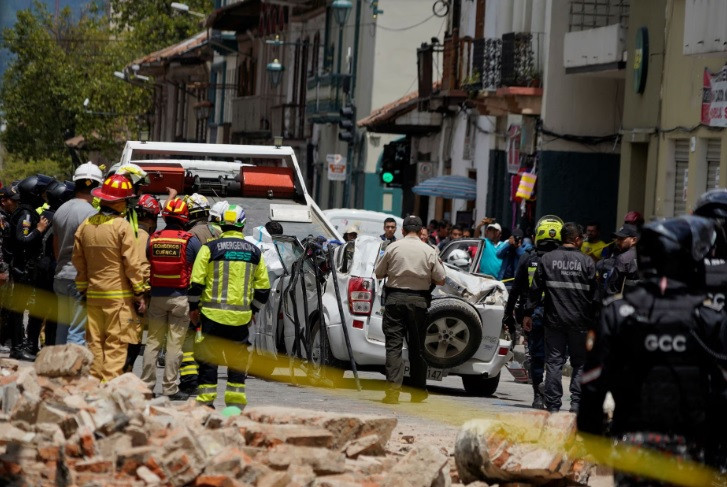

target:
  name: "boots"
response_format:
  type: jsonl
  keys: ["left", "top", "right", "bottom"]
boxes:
{"left": 9, "top": 315, "right": 35, "bottom": 361}
{"left": 532, "top": 385, "right": 545, "bottom": 410}
{"left": 10, "top": 344, "right": 36, "bottom": 361}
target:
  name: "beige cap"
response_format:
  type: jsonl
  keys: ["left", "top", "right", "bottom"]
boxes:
{"left": 344, "top": 224, "right": 360, "bottom": 234}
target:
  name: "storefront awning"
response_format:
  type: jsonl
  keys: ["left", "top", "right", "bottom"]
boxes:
{"left": 412, "top": 175, "right": 477, "bottom": 201}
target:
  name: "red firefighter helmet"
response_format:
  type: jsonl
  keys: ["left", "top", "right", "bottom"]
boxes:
{"left": 136, "top": 194, "right": 161, "bottom": 218}
{"left": 161, "top": 197, "right": 190, "bottom": 223}
{"left": 92, "top": 174, "right": 134, "bottom": 202}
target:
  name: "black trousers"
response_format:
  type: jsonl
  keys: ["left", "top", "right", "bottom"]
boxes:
{"left": 528, "top": 309, "right": 545, "bottom": 390}
{"left": 195, "top": 314, "right": 249, "bottom": 406}
{"left": 382, "top": 291, "right": 428, "bottom": 393}
{"left": 544, "top": 326, "right": 587, "bottom": 410}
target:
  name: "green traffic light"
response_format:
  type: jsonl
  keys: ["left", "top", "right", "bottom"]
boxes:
{"left": 382, "top": 172, "right": 394, "bottom": 183}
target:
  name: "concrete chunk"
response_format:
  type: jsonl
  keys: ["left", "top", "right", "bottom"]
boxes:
{"left": 383, "top": 444, "right": 449, "bottom": 487}
{"left": 244, "top": 406, "right": 396, "bottom": 450}
{"left": 34, "top": 344, "right": 94, "bottom": 377}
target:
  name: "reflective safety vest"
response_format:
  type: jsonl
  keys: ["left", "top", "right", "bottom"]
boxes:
{"left": 148, "top": 228, "right": 194, "bottom": 289}
{"left": 189, "top": 230, "right": 271, "bottom": 326}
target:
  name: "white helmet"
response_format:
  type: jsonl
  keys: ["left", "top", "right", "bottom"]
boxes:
{"left": 446, "top": 249, "right": 471, "bottom": 269}
{"left": 185, "top": 193, "right": 211, "bottom": 220}
{"left": 222, "top": 204, "right": 246, "bottom": 228}
{"left": 116, "top": 163, "right": 150, "bottom": 185}
{"left": 209, "top": 201, "right": 229, "bottom": 222}
{"left": 73, "top": 162, "right": 103, "bottom": 184}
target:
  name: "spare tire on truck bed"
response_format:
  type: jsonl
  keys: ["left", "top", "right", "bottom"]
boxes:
{"left": 420, "top": 297, "right": 482, "bottom": 369}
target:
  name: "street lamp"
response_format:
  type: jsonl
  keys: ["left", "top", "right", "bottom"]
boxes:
{"left": 266, "top": 59, "right": 284, "bottom": 87}
{"left": 194, "top": 100, "right": 213, "bottom": 120}
{"left": 331, "top": 0, "right": 352, "bottom": 27}
{"left": 171, "top": 2, "right": 205, "bottom": 18}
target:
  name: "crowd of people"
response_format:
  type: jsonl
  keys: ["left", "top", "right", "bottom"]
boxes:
{"left": 496, "top": 193, "right": 727, "bottom": 482}
{"left": 0, "top": 163, "right": 271, "bottom": 410}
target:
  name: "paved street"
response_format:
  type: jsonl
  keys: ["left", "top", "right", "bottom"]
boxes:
{"left": 136, "top": 356, "right": 573, "bottom": 454}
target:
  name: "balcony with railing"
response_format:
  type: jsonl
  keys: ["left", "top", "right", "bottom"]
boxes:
{"left": 230, "top": 95, "right": 283, "bottom": 139}
{"left": 418, "top": 30, "right": 543, "bottom": 116}
{"left": 271, "top": 103, "right": 306, "bottom": 140}
{"left": 563, "top": 0, "right": 628, "bottom": 75}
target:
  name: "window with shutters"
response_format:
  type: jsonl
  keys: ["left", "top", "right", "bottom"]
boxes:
{"left": 237, "top": 52, "right": 256, "bottom": 97}
{"left": 707, "top": 139, "right": 721, "bottom": 190}
{"left": 673, "top": 139, "right": 689, "bottom": 216}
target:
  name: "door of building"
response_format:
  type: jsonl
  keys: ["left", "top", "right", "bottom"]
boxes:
{"left": 673, "top": 139, "right": 689, "bottom": 216}
{"left": 707, "top": 139, "right": 721, "bottom": 190}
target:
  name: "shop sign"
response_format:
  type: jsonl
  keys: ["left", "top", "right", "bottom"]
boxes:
{"left": 507, "top": 125, "right": 521, "bottom": 174}
{"left": 326, "top": 154, "right": 347, "bottom": 181}
{"left": 633, "top": 27, "right": 648, "bottom": 94}
{"left": 702, "top": 65, "right": 727, "bottom": 127}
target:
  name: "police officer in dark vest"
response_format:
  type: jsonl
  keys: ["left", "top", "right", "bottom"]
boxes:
{"left": 523, "top": 222, "right": 597, "bottom": 413}
{"left": 503, "top": 215, "right": 563, "bottom": 409}
{"left": 693, "top": 189, "right": 727, "bottom": 297}
{"left": 8, "top": 175, "right": 53, "bottom": 360}
{"left": 375, "top": 216, "right": 446, "bottom": 404}
{"left": 578, "top": 215, "right": 727, "bottom": 485}
{"left": 605, "top": 224, "right": 640, "bottom": 296}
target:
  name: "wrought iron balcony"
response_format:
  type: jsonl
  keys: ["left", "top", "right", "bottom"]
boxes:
{"left": 230, "top": 95, "right": 283, "bottom": 138}
{"left": 500, "top": 32, "right": 543, "bottom": 88}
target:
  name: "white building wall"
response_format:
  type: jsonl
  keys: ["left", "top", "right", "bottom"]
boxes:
{"left": 540, "top": 0, "right": 623, "bottom": 153}
{"left": 474, "top": 121, "right": 496, "bottom": 223}
{"left": 368, "top": 0, "right": 442, "bottom": 114}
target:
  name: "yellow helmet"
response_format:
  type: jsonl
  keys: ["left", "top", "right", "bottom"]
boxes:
{"left": 535, "top": 215, "right": 563, "bottom": 247}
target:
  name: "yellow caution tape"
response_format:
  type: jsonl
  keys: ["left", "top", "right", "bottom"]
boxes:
{"left": 11, "top": 282, "right": 726, "bottom": 486}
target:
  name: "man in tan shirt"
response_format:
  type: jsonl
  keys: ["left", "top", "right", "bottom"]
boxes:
{"left": 374, "top": 216, "right": 446, "bottom": 404}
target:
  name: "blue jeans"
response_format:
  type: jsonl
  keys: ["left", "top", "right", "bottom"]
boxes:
{"left": 54, "top": 278, "right": 87, "bottom": 346}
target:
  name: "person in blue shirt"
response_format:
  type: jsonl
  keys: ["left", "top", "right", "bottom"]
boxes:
{"left": 478, "top": 221, "right": 505, "bottom": 277}
{"left": 497, "top": 228, "right": 533, "bottom": 280}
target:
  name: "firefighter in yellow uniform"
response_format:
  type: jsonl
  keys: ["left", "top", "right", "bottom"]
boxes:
{"left": 188, "top": 204, "right": 270, "bottom": 409}
{"left": 72, "top": 175, "right": 149, "bottom": 381}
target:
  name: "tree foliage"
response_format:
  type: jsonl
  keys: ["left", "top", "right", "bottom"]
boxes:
{"left": 0, "top": 0, "right": 212, "bottom": 173}
{"left": 109, "top": 0, "right": 212, "bottom": 56}
{"left": 0, "top": 153, "right": 65, "bottom": 184}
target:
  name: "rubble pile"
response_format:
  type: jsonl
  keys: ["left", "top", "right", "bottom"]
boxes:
{"left": 0, "top": 345, "right": 453, "bottom": 487}
{"left": 454, "top": 411, "right": 594, "bottom": 486}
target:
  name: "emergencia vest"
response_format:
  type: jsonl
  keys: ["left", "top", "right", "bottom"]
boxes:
{"left": 149, "top": 229, "right": 194, "bottom": 288}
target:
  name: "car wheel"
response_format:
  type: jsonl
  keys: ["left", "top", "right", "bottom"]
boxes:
{"left": 421, "top": 298, "right": 482, "bottom": 369}
{"left": 309, "top": 318, "right": 346, "bottom": 382}
{"left": 462, "top": 373, "right": 500, "bottom": 397}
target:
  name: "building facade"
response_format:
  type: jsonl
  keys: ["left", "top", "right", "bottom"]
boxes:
{"left": 619, "top": 0, "right": 727, "bottom": 221}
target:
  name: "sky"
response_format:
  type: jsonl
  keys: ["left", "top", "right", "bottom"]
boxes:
{"left": 0, "top": 0, "right": 90, "bottom": 80}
